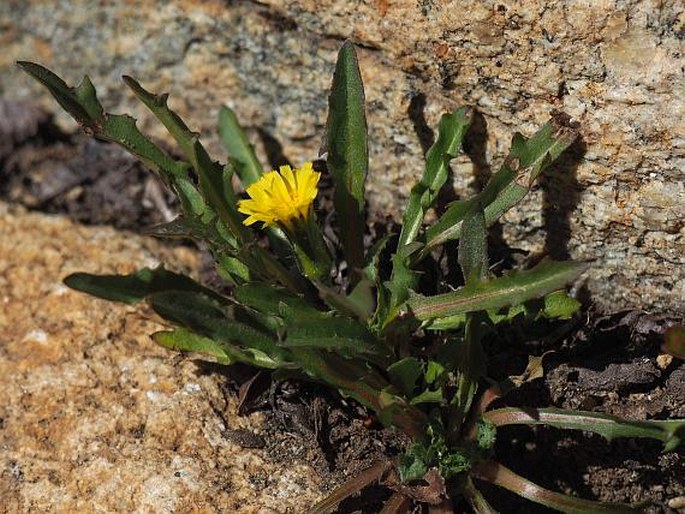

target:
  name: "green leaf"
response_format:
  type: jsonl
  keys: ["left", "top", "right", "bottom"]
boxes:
{"left": 149, "top": 291, "right": 292, "bottom": 367}
{"left": 239, "top": 283, "right": 384, "bottom": 361}
{"left": 385, "top": 108, "right": 473, "bottom": 323}
{"left": 64, "top": 266, "right": 220, "bottom": 305}
{"left": 345, "top": 277, "right": 376, "bottom": 320}
{"left": 484, "top": 407, "right": 685, "bottom": 451}
{"left": 217, "top": 106, "right": 264, "bottom": 187}
{"left": 448, "top": 313, "right": 489, "bottom": 434}
{"left": 458, "top": 202, "right": 488, "bottom": 284}
{"left": 424, "top": 112, "right": 579, "bottom": 252}
{"left": 473, "top": 460, "right": 641, "bottom": 513}
{"left": 379, "top": 252, "right": 419, "bottom": 329}
{"left": 362, "top": 233, "right": 393, "bottom": 284}
{"left": 217, "top": 106, "right": 299, "bottom": 261}
{"left": 387, "top": 357, "right": 423, "bottom": 397}
{"left": 291, "top": 349, "right": 427, "bottom": 439}
{"left": 285, "top": 315, "right": 388, "bottom": 364}
{"left": 427, "top": 290, "right": 581, "bottom": 330}
{"left": 17, "top": 62, "right": 272, "bottom": 286}
{"left": 153, "top": 329, "right": 228, "bottom": 362}
{"left": 153, "top": 328, "right": 279, "bottom": 369}
{"left": 122, "top": 76, "right": 246, "bottom": 241}
{"left": 397, "top": 106, "right": 473, "bottom": 248}
{"left": 233, "top": 282, "right": 320, "bottom": 323}
{"left": 410, "top": 259, "right": 588, "bottom": 322}
{"left": 325, "top": 41, "right": 368, "bottom": 282}
{"left": 18, "top": 62, "right": 189, "bottom": 185}
{"left": 314, "top": 280, "right": 372, "bottom": 321}
{"left": 409, "top": 389, "right": 445, "bottom": 405}
{"left": 663, "top": 325, "right": 685, "bottom": 360}
{"left": 18, "top": 62, "right": 102, "bottom": 123}
{"left": 425, "top": 360, "right": 446, "bottom": 384}
{"left": 398, "top": 443, "right": 429, "bottom": 482}
{"left": 541, "top": 290, "right": 582, "bottom": 319}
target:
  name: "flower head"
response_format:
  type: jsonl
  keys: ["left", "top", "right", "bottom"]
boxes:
{"left": 238, "top": 162, "right": 320, "bottom": 230}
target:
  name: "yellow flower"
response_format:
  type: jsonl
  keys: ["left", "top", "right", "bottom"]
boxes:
{"left": 238, "top": 162, "right": 320, "bottom": 230}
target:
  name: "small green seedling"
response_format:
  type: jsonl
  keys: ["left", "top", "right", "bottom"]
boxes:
{"left": 19, "top": 42, "right": 684, "bottom": 513}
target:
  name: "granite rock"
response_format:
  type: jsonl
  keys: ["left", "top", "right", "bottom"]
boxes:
{"left": 0, "top": 202, "right": 323, "bottom": 513}
{"left": 0, "top": 0, "right": 682, "bottom": 314}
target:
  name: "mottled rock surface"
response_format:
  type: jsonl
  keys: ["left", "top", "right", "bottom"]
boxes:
{"left": 0, "top": 203, "right": 323, "bottom": 512}
{"left": 0, "top": 0, "right": 683, "bottom": 314}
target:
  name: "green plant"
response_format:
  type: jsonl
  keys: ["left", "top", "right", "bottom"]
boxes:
{"left": 19, "top": 42, "right": 684, "bottom": 513}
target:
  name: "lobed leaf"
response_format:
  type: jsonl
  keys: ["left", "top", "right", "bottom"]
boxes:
{"left": 122, "top": 76, "right": 246, "bottom": 240}
{"left": 409, "top": 259, "right": 588, "bottom": 322}
{"left": 484, "top": 407, "right": 685, "bottom": 451}
{"left": 18, "top": 61, "right": 189, "bottom": 185}
{"left": 397, "top": 106, "right": 473, "bottom": 248}
{"left": 426, "top": 290, "right": 581, "bottom": 330}
{"left": 424, "top": 112, "right": 579, "bottom": 253}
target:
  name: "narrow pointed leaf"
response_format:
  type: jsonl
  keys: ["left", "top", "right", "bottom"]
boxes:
{"left": 217, "top": 106, "right": 295, "bottom": 257}
{"left": 427, "top": 290, "right": 581, "bottom": 330}
{"left": 463, "top": 477, "right": 499, "bottom": 514}
{"left": 386, "top": 107, "right": 471, "bottom": 320}
{"left": 448, "top": 314, "right": 489, "bottom": 434}
{"left": 153, "top": 329, "right": 280, "bottom": 368}
{"left": 64, "top": 266, "right": 221, "bottom": 305}
{"left": 473, "top": 460, "right": 640, "bottom": 513}
{"left": 285, "top": 315, "right": 386, "bottom": 364}
{"left": 458, "top": 202, "right": 488, "bottom": 284}
{"left": 346, "top": 277, "right": 376, "bottom": 319}
{"left": 153, "top": 328, "right": 238, "bottom": 365}
{"left": 217, "top": 105, "right": 264, "bottom": 186}
{"left": 424, "top": 112, "right": 579, "bottom": 252}
{"left": 325, "top": 42, "right": 368, "bottom": 281}
{"left": 484, "top": 407, "right": 685, "bottom": 451}
{"left": 123, "top": 76, "right": 246, "bottom": 240}
{"left": 397, "top": 106, "right": 472, "bottom": 248}
{"left": 409, "top": 259, "right": 588, "bottom": 321}
{"left": 18, "top": 62, "right": 189, "bottom": 185}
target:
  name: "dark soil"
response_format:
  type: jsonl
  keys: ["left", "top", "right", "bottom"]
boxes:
{"left": 2, "top": 97, "right": 683, "bottom": 513}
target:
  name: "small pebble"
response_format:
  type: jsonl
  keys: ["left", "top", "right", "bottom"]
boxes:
{"left": 656, "top": 354, "right": 673, "bottom": 370}
{"left": 668, "top": 496, "right": 685, "bottom": 509}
